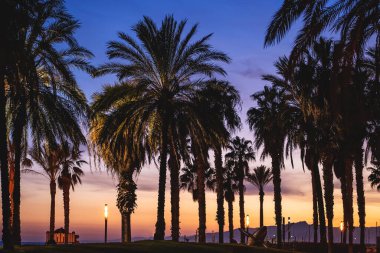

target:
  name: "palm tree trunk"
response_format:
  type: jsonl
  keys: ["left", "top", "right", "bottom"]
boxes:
{"left": 169, "top": 139, "right": 180, "bottom": 242}
{"left": 154, "top": 118, "right": 169, "bottom": 240}
{"left": 63, "top": 184, "right": 70, "bottom": 244}
{"left": 259, "top": 188, "right": 264, "bottom": 228}
{"left": 271, "top": 152, "right": 282, "bottom": 247}
{"left": 214, "top": 145, "right": 224, "bottom": 243}
{"left": 322, "top": 156, "right": 334, "bottom": 253}
{"left": 340, "top": 173, "right": 348, "bottom": 244}
{"left": 238, "top": 178, "right": 245, "bottom": 244}
{"left": 49, "top": 180, "right": 57, "bottom": 244}
{"left": 121, "top": 214, "right": 125, "bottom": 243}
{"left": 345, "top": 159, "right": 354, "bottom": 253}
{"left": 0, "top": 70, "right": 13, "bottom": 250}
{"left": 12, "top": 113, "right": 24, "bottom": 246}
{"left": 122, "top": 213, "right": 131, "bottom": 243}
{"left": 195, "top": 148, "right": 207, "bottom": 243}
{"left": 228, "top": 199, "right": 234, "bottom": 243}
{"left": 126, "top": 212, "right": 131, "bottom": 242}
{"left": 9, "top": 151, "right": 15, "bottom": 231}
{"left": 311, "top": 168, "right": 319, "bottom": 243}
{"left": 354, "top": 146, "right": 365, "bottom": 253}
{"left": 313, "top": 160, "right": 327, "bottom": 243}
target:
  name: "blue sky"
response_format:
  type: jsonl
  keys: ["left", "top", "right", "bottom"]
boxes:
{"left": 65, "top": 0, "right": 302, "bottom": 137}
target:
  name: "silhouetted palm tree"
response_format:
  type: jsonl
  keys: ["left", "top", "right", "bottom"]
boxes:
{"left": 247, "top": 165, "right": 272, "bottom": 228}
{"left": 223, "top": 165, "right": 238, "bottom": 243}
{"left": 180, "top": 161, "right": 216, "bottom": 201}
{"left": 195, "top": 80, "right": 241, "bottom": 243}
{"left": 247, "top": 86, "right": 292, "bottom": 247}
{"left": 23, "top": 143, "right": 66, "bottom": 244}
{"left": 368, "top": 163, "right": 380, "bottom": 191}
{"left": 57, "top": 143, "right": 86, "bottom": 244}
{"left": 4, "top": 0, "right": 92, "bottom": 245}
{"left": 265, "top": 0, "right": 379, "bottom": 66}
{"left": 225, "top": 136, "right": 255, "bottom": 244}
{"left": 93, "top": 15, "right": 230, "bottom": 240}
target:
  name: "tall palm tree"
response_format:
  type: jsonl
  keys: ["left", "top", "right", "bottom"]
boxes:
{"left": 90, "top": 110, "right": 147, "bottom": 243}
{"left": 223, "top": 165, "right": 238, "bottom": 243}
{"left": 195, "top": 80, "right": 241, "bottom": 243}
{"left": 225, "top": 136, "right": 255, "bottom": 244}
{"left": 0, "top": 1, "right": 28, "bottom": 248}
{"left": 93, "top": 15, "right": 230, "bottom": 240}
{"left": 267, "top": 47, "right": 336, "bottom": 245}
{"left": 57, "top": 143, "right": 86, "bottom": 244}
{"left": 23, "top": 143, "right": 67, "bottom": 244}
{"left": 247, "top": 165, "right": 273, "bottom": 228}
{"left": 5, "top": 0, "right": 92, "bottom": 245}
{"left": 247, "top": 86, "right": 292, "bottom": 247}
{"left": 117, "top": 170, "right": 138, "bottom": 243}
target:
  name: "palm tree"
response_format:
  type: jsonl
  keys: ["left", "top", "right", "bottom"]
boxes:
{"left": 93, "top": 15, "right": 230, "bottom": 240}
{"left": 23, "top": 143, "right": 66, "bottom": 244}
{"left": 90, "top": 110, "right": 147, "bottom": 243}
{"left": 247, "top": 165, "right": 272, "bottom": 228}
{"left": 4, "top": 0, "right": 92, "bottom": 245}
{"left": 180, "top": 161, "right": 216, "bottom": 202}
{"left": 57, "top": 143, "right": 86, "bottom": 244}
{"left": 247, "top": 86, "right": 292, "bottom": 247}
{"left": 264, "top": 0, "right": 380, "bottom": 67}
{"left": 225, "top": 136, "right": 255, "bottom": 244}
{"left": 266, "top": 47, "right": 334, "bottom": 245}
{"left": 195, "top": 80, "right": 241, "bottom": 243}
{"left": 223, "top": 165, "right": 238, "bottom": 243}
{"left": 117, "top": 170, "right": 138, "bottom": 243}
{"left": 368, "top": 162, "right": 380, "bottom": 191}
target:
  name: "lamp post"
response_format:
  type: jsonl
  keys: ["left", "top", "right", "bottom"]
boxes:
{"left": 288, "top": 217, "right": 291, "bottom": 243}
{"left": 104, "top": 204, "right": 108, "bottom": 243}
{"left": 340, "top": 221, "right": 344, "bottom": 244}
{"left": 246, "top": 214, "right": 250, "bottom": 232}
{"left": 245, "top": 215, "right": 250, "bottom": 243}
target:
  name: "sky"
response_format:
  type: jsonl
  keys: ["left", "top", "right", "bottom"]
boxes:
{"left": 15, "top": 0, "right": 380, "bottom": 243}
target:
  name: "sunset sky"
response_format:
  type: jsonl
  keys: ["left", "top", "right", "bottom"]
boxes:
{"left": 16, "top": 0, "right": 379, "bottom": 242}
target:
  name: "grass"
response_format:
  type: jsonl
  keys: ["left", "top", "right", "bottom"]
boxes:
{"left": 2, "top": 240, "right": 302, "bottom": 253}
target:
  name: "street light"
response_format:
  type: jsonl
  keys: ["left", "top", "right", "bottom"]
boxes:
{"left": 246, "top": 214, "right": 250, "bottom": 231}
{"left": 340, "top": 221, "right": 344, "bottom": 243}
{"left": 288, "top": 217, "right": 291, "bottom": 243}
{"left": 104, "top": 204, "right": 108, "bottom": 243}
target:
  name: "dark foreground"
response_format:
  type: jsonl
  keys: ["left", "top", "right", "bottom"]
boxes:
{"left": 0, "top": 241, "right": 300, "bottom": 253}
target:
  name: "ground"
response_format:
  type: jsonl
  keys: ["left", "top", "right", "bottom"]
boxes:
{"left": 2, "top": 241, "right": 301, "bottom": 253}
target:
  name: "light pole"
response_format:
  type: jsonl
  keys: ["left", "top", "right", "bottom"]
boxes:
{"left": 246, "top": 214, "right": 250, "bottom": 232}
{"left": 288, "top": 217, "right": 291, "bottom": 243}
{"left": 104, "top": 204, "right": 108, "bottom": 243}
{"left": 340, "top": 221, "right": 344, "bottom": 244}
{"left": 245, "top": 215, "right": 250, "bottom": 243}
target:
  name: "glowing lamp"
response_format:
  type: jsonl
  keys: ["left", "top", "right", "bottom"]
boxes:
{"left": 104, "top": 204, "right": 108, "bottom": 219}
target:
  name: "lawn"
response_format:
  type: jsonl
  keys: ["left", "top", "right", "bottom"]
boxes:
{"left": 3, "top": 241, "right": 301, "bottom": 253}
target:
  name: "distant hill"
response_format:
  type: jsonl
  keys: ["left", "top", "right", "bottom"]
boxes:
{"left": 132, "top": 221, "right": 380, "bottom": 244}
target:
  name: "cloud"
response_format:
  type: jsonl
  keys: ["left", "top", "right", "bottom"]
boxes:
{"left": 238, "top": 67, "right": 265, "bottom": 79}
{"left": 233, "top": 57, "right": 265, "bottom": 79}
{"left": 245, "top": 182, "right": 306, "bottom": 197}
